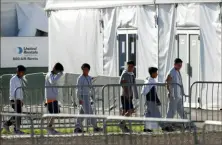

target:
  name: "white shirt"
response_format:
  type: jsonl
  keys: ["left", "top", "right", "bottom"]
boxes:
{"left": 45, "top": 72, "right": 63, "bottom": 100}
{"left": 167, "top": 67, "right": 184, "bottom": 98}
{"left": 141, "top": 77, "right": 157, "bottom": 96}
{"left": 9, "top": 75, "right": 24, "bottom": 100}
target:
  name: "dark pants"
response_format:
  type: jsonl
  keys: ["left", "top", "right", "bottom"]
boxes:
{"left": 46, "top": 101, "right": 60, "bottom": 128}
{"left": 121, "top": 96, "right": 134, "bottom": 112}
{"left": 4, "top": 100, "right": 23, "bottom": 130}
{"left": 47, "top": 101, "right": 60, "bottom": 114}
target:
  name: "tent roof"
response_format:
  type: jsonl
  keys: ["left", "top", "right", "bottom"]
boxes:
{"left": 1, "top": 0, "right": 45, "bottom": 3}
{"left": 45, "top": 0, "right": 221, "bottom": 11}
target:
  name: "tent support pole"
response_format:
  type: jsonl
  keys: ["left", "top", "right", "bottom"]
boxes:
{"left": 220, "top": 2, "right": 222, "bottom": 84}
{"left": 219, "top": 2, "right": 222, "bottom": 110}
{"left": 220, "top": 2, "right": 222, "bottom": 104}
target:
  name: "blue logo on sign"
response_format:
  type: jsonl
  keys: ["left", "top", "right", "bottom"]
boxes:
{"left": 17, "top": 47, "right": 23, "bottom": 54}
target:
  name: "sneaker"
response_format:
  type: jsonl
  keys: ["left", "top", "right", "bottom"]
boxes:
{"left": 2, "top": 124, "right": 10, "bottom": 133}
{"left": 119, "top": 123, "right": 131, "bottom": 133}
{"left": 74, "top": 128, "right": 84, "bottom": 133}
{"left": 162, "top": 126, "right": 174, "bottom": 132}
{"left": 143, "top": 129, "right": 153, "bottom": 132}
{"left": 14, "top": 129, "right": 25, "bottom": 135}
{"left": 123, "top": 126, "right": 131, "bottom": 133}
{"left": 93, "top": 127, "right": 103, "bottom": 132}
{"left": 185, "top": 124, "right": 197, "bottom": 131}
{"left": 47, "top": 128, "right": 60, "bottom": 135}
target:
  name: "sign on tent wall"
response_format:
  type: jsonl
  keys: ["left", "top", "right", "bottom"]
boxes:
{"left": 0, "top": 37, "right": 48, "bottom": 68}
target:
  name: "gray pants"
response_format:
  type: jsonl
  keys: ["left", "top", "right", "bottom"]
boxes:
{"left": 166, "top": 97, "right": 187, "bottom": 119}
{"left": 144, "top": 101, "right": 162, "bottom": 129}
{"left": 75, "top": 95, "right": 97, "bottom": 129}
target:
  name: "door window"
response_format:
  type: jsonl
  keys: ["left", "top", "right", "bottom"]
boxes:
{"left": 117, "top": 30, "right": 138, "bottom": 76}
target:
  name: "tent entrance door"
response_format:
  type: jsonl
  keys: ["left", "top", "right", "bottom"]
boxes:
{"left": 117, "top": 29, "right": 138, "bottom": 77}
{"left": 176, "top": 30, "right": 200, "bottom": 107}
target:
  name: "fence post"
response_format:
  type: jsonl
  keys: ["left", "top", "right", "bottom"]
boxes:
{"left": 29, "top": 116, "right": 35, "bottom": 144}
{"left": 201, "top": 123, "right": 207, "bottom": 145}
{"left": 0, "top": 113, "right": 2, "bottom": 145}
{"left": 103, "top": 119, "right": 108, "bottom": 144}
{"left": 40, "top": 117, "right": 44, "bottom": 137}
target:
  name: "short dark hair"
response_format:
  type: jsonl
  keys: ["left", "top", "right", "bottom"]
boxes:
{"left": 148, "top": 67, "right": 158, "bottom": 76}
{"left": 17, "top": 65, "right": 26, "bottom": 72}
{"left": 81, "top": 63, "right": 90, "bottom": 70}
{"left": 127, "top": 60, "right": 135, "bottom": 66}
{"left": 174, "top": 58, "right": 183, "bottom": 64}
{"left": 54, "top": 63, "right": 64, "bottom": 72}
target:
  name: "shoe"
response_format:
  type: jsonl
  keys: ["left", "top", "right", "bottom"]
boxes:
{"left": 162, "top": 126, "right": 174, "bottom": 132}
{"left": 119, "top": 123, "right": 131, "bottom": 133}
{"left": 2, "top": 124, "right": 10, "bottom": 133}
{"left": 14, "top": 129, "right": 25, "bottom": 135}
{"left": 185, "top": 124, "right": 197, "bottom": 131}
{"left": 123, "top": 126, "right": 131, "bottom": 133}
{"left": 143, "top": 129, "right": 153, "bottom": 132}
{"left": 93, "top": 127, "right": 103, "bottom": 132}
{"left": 47, "top": 128, "right": 60, "bottom": 135}
{"left": 74, "top": 128, "right": 84, "bottom": 133}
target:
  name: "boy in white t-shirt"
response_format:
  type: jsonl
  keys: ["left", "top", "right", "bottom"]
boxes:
{"left": 3, "top": 65, "right": 26, "bottom": 134}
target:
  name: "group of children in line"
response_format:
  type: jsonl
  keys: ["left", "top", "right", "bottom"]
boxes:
{"left": 2, "top": 58, "right": 188, "bottom": 134}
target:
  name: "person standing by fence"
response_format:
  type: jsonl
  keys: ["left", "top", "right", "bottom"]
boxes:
{"left": 45, "top": 63, "right": 64, "bottom": 135}
{"left": 119, "top": 60, "right": 139, "bottom": 132}
{"left": 3, "top": 65, "right": 26, "bottom": 134}
{"left": 166, "top": 58, "right": 187, "bottom": 126}
{"left": 74, "top": 63, "right": 102, "bottom": 133}
{"left": 141, "top": 67, "right": 174, "bottom": 132}
{"left": 141, "top": 67, "right": 162, "bottom": 132}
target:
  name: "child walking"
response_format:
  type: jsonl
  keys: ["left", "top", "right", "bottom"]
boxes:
{"left": 141, "top": 67, "right": 161, "bottom": 132}
{"left": 74, "top": 63, "right": 102, "bottom": 133}
{"left": 45, "top": 63, "right": 64, "bottom": 135}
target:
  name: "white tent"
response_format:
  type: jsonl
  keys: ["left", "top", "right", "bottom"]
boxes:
{"left": 1, "top": 0, "right": 48, "bottom": 36}
{"left": 45, "top": 0, "right": 222, "bottom": 109}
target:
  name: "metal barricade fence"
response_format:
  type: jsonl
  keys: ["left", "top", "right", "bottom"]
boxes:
{"left": 105, "top": 116, "right": 198, "bottom": 145}
{"left": 1, "top": 85, "right": 104, "bottom": 130}
{"left": 1, "top": 114, "right": 199, "bottom": 145}
{"left": 0, "top": 88, "right": 11, "bottom": 113}
{"left": 190, "top": 81, "right": 222, "bottom": 122}
{"left": 0, "top": 113, "right": 34, "bottom": 145}
{"left": 101, "top": 83, "right": 189, "bottom": 120}
{"left": 201, "top": 120, "right": 222, "bottom": 145}
{"left": 0, "top": 88, "right": 2, "bottom": 112}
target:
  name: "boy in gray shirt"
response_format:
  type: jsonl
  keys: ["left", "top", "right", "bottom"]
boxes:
{"left": 74, "top": 63, "right": 102, "bottom": 133}
{"left": 119, "top": 60, "right": 138, "bottom": 132}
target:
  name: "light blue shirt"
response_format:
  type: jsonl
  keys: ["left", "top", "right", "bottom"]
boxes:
{"left": 45, "top": 72, "right": 63, "bottom": 100}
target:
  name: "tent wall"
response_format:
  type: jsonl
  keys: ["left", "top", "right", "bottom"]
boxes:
{"left": 158, "top": 4, "right": 177, "bottom": 82}
{"left": 48, "top": 3, "right": 222, "bottom": 109}
{"left": 49, "top": 10, "right": 103, "bottom": 76}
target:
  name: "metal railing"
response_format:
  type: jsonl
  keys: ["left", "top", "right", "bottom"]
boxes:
{"left": 0, "top": 113, "right": 35, "bottom": 145}
{"left": 190, "top": 81, "right": 222, "bottom": 122}
{"left": 101, "top": 83, "right": 189, "bottom": 118}
{"left": 1, "top": 81, "right": 222, "bottom": 130}
{"left": 2, "top": 113, "right": 222, "bottom": 145}
{"left": 105, "top": 116, "right": 198, "bottom": 145}
{"left": 0, "top": 113, "right": 199, "bottom": 145}
{"left": 2, "top": 82, "right": 190, "bottom": 129}
{"left": 1, "top": 85, "right": 103, "bottom": 129}
{"left": 201, "top": 120, "right": 222, "bottom": 145}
